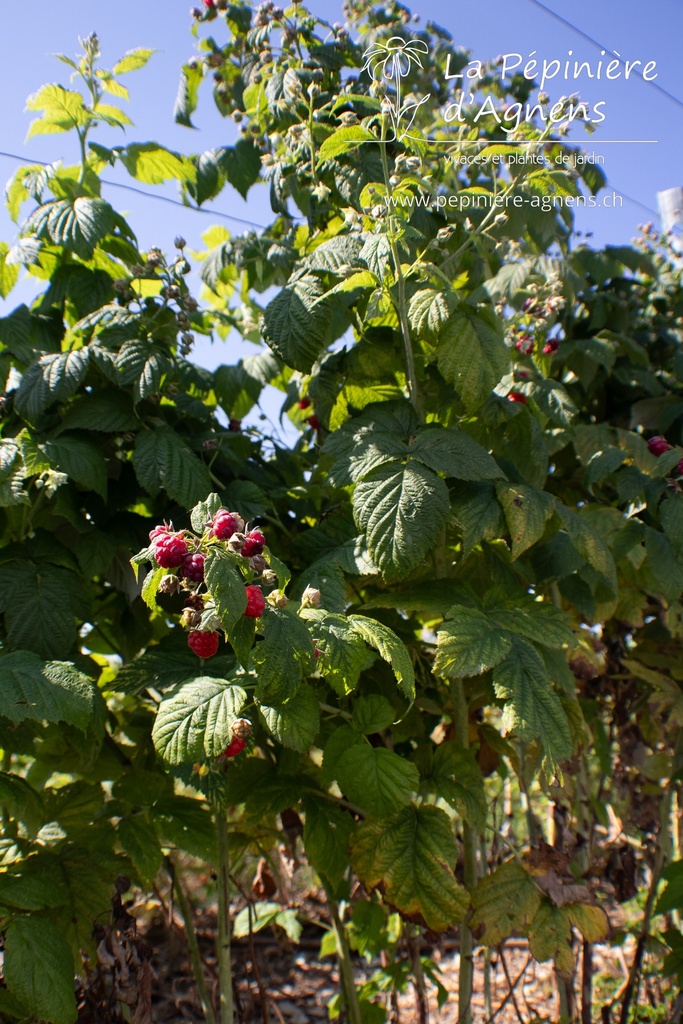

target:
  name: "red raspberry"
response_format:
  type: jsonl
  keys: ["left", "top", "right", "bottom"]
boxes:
{"left": 242, "top": 530, "right": 266, "bottom": 558}
{"left": 508, "top": 392, "right": 527, "bottom": 404}
{"left": 155, "top": 534, "right": 189, "bottom": 568}
{"left": 517, "top": 370, "right": 530, "bottom": 379}
{"left": 298, "top": 397, "right": 312, "bottom": 410}
{"left": 676, "top": 459, "right": 683, "bottom": 476}
{"left": 306, "top": 415, "right": 322, "bottom": 430}
{"left": 515, "top": 335, "right": 534, "bottom": 355}
{"left": 647, "top": 435, "right": 672, "bottom": 457}
{"left": 188, "top": 631, "right": 220, "bottom": 658}
{"left": 181, "top": 552, "right": 205, "bottom": 582}
{"left": 521, "top": 297, "right": 536, "bottom": 313}
{"left": 203, "top": 0, "right": 216, "bottom": 6}
{"left": 229, "top": 418, "right": 242, "bottom": 432}
{"left": 314, "top": 648, "right": 321, "bottom": 660}
{"left": 223, "top": 736, "right": 246, "bottom": 758}
{"left": 149, "top": 524, "right": 170, "bottom": 541}
{"left": 244, "top": 585, "right": 265, "bottom": 618}
{"left": 211, "top": 511, "right": 242, "bottom": 540}
{"left": 543, "top": 338, "right": 560, "bottom": 355}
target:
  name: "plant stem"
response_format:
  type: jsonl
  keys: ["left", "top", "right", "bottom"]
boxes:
{"left": 453, "top": 680, "right": 478, "bottom": 1024}
{"left": 328, "top": 896, "right": 362, "bottom": 1024}
{"left": 217, "top": 812, "right": 234, "bottom": 1024}
{"left": 171, "top": 861, "right": 217, "bottom": 1024}
{"left": 379, "top": 121, "right": 424, "bottom": 420}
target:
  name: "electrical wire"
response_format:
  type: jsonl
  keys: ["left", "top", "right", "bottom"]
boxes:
{"left": 527, "top": 0, "right": 683, "bottom": 112}
{"left": 0, "top": 149, "right": 269, "bottom": 231}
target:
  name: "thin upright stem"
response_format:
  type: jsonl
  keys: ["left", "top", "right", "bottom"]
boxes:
{"left": 379, "top": 123, "right": 424, "bottom": 420}
{"left": 171, "top": 861, "right": 217, "bottom": 1024}
{"left": 452, "top": 680, "right": 478, "bottom": 1024}
{"left": 217, "top": 813, "right": 234, "bottom": 1024}
{"left": 328, "top": 895, "right": 362, "bottom": 1024}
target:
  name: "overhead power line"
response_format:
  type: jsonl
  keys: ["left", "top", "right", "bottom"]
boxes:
{"left": 527, "top": 0, "right": 683, "bottom": 112}
{"left": 0, "top": 150, "right": 268, "bottom": 231}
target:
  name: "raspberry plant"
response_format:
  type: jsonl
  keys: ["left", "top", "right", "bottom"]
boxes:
{"left": 2, "top": 5, "right": 683, "bottom": 1024}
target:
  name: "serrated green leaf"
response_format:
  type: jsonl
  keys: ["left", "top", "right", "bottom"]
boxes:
{"left": 470, "top": 861, "right": 541, "bottom": 945}
{"left": 303, "top": 796, "right": 355, "bottom": 890}
{"left": 302, "top": 609, "right": 368, "bottom": 695}
{"left": 354, "top": 461, "right": 450, "bottom": 582}
{"left": 351, "top": 804, "right": 468, "bottom": 932}
{"left": 493, "top": 639, "right": 572, "bottom": 760}
{"left": 14, "top": 348, "right": 90, "bottom": 422}
{"left": 497, "top": 483, "right": 555, "bottom": 559}
{"left": 408, "top": 288, "right": 456, "bottom": 340}
{"left": 113, "top": 48, "right": 156, "bottom": 75}
{"left": 141, "top": 566, "right": 167, "bottom": 610}
{"left": 348, "top": 615, "right": 415, "bottom": 700}
{"left": 41, "top": 434, "right": 107, "bottom": 499}
{"left": 152, "top": 677, "right": 247, "bottom": 764}
{"left": 352, "top": 694, "right": 395, "bottom": 734}
{"left": 421, "top": 743, "right": 486, "bottom": 829}
{"left": 451, "top": 481, "right": 505, "bottom": 558}
{"left": 260, "top": 683, "right": 320, "bottom": 752}
{"left": 175, "top": 61, "right": 204, "bottom": 128}
{"left": 190, "top": 492, "right": 223, "bottom": 533}
{"left": 120, "top": 143, "right": 197, "bottom": 185}
{"left": 527, "top": 900, "right": 574, "bottom": 975}
{"left": 318, "top": 125, "right": 376, "bottom": 163}
{"left": 115, "top": 339, "right": 169, "bottom": 402}
{"left": 219, "top": 139, "right": 261, "bottom": 199}
{"left": 0, "top": 652, "right": 96, "bottom": 730}
{"left": 437, "top": 308, "right": 509, "bottom": 411}
{"left": 336, "top": 744, "right": 419, "bottom": 817}
{"left": 133, "top": 427, "right": 212, "bottom": 507}
{"left": 4, "top": 917, "right": 76, "bottom": 1024}
{"left": 204, "top": 546, "right": 247, "bottom": 629}
{"left": 117, "top": 816, "right": 163, "bottom": 886}
{"left": 26, "top": 197, "right": 115, "bottom": 259}
{"left": 435, "top": 607, "right": 512, "bottom": 678}
{"left": 152, "top": 796, "right": 217, "bottom": 861}
{"left": 0, "top": 564, "right": 87, "bottom": 660}
{"left": 0, "top": 242, "right": 19, "bottom": 298}
{"left": 262, "top": 273, "right": 329, "bottom": 373}
{"left": 25, "top": 83, "right": 89, "bottom": 139}
{"left": 252, "top": 608, "right": 316, "bottom": 703}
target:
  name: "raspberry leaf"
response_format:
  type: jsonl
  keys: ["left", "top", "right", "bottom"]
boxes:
{"left": 205, "top": 546, "right": 247, "bottom": 627}
{"left": 0, "top": 652, "right": 97, "bottom": 730}
{"left": 335, "top": 745, "right": 419, "bottom": 817}
{"left": 470, "top": 861, "right": 541, "bottom": 946}
{"left": 259, "top": 683, "right": 320, "bottom": 752}
{"left": 4, "top": 918, "right": 76, "bottom": 1024}
{"left": 152, "top": 677, "right": 247, "bottom": 763}
{"left": 132, "top": 426, "right": 212, "bottom": 507}
{"left": 351, "top": 805, "right": 468, "bottom": 932}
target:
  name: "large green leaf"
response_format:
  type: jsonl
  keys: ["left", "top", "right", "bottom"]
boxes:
{"left": 113, "top": 48, "right": 156, "bottom": 74}
{"left": 421, "top": 743, "right": 486, "bottom": 829}
{"left": 335, "top": 744, "right": 419, "bottom": 817}
{"left": 251, "top": 608, "right": 316, "bottom": 704}
{"left": 259, "top": 683, "right": 320, "bottom": 752}
{"left": 120, "top": 143, "right": 197, "bottom": 185}
{"left": 353, "top": 461, "right": 450, "bottom": 581}
{"left": 133, "top": 427, "right": 212, "bottom": 507}
{"left": 4, "top": 917, "right": 76, "bottom": 1024}
{"left": 14, "top": 349, "right": 90, "bottom": 421}
{"left": 41, "top": 435, "right": 107, "bottom": 498}
{"left": 351, "top": 804, "right": 468, "bottom": 932}
{"left": 152, "top": 677, "right": 247, "bottom": 764}
{"left": 0, "top": 563, "right": 87, "bottom": 659}
{"left": 25, "top": 83, "right": 89, "bottom": 138}
{"left": 26, "top": 197, "right": 115, "bottom": 259}
{"left": 435, "top": 606, "right": 512, "bottom": 678}
{"left": 302, "top": 609, "right": 369, "bottom": 695}
{"left": 436, "top": 308, "right": 509, "bottom": 411}
{"left": 348, "top": 615, "right": 415, "bottom": 700}
{"left": 262, "top": 273, "right": 330, "bottom": 372}
{"left": 493, "top": 639, "right": 572, "bottom": 759}
{"left": 497, "top": 483, "right": 555, "bottom": 559}
{"left": 470, "top": 861, "right": 541, "bottom": 945}
{"left": 0, "top": 652, "right": 97, "bottom": 730}
{"left": 204, "top": 547, "right": 248, "bottom": 629}
{"left": 303, "top": 796, "right": 355, "bottom": 890}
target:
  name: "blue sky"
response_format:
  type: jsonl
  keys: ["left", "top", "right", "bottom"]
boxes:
{"left": 1, "top": 0, "right": 681, "bottom": 379}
